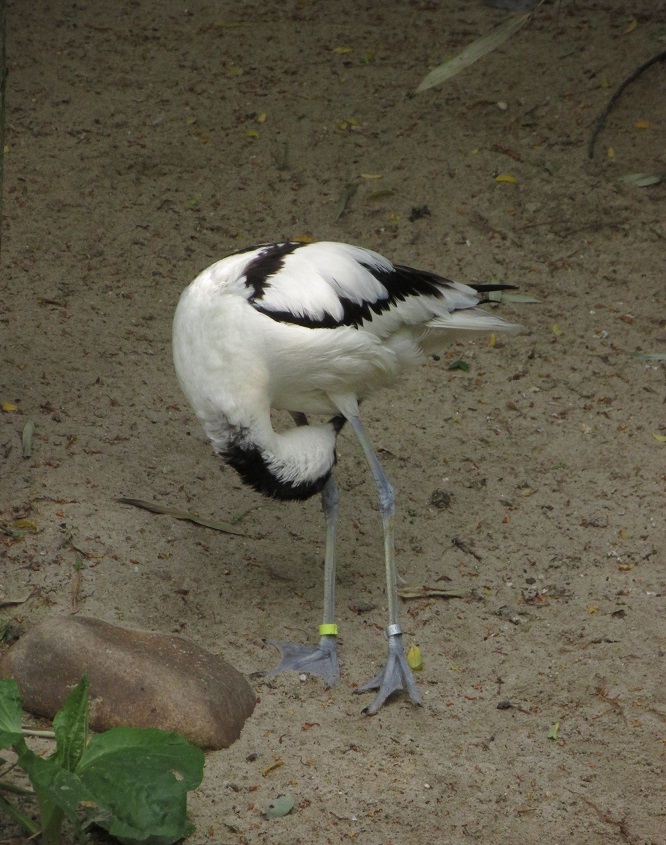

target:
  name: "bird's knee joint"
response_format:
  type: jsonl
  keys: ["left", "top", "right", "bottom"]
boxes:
{"left": 321, "top": 479, "right": 340, "bottom": 512}
{"left": 378, "top": 484, "right": 395, "bottom": 516}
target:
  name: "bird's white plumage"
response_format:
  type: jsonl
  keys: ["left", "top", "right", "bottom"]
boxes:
{"left": 173, "top": 240, "right": 520, "bottom": 495}
{"left": 248, "top": 242, "right": 392, "bottom": 323}
{"left": 173, "top": 240, "right": 521, "bottom": 712}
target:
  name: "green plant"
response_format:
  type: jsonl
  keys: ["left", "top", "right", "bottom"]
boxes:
{"left": 0, "top": 675, "right": 205, "bottom": 844}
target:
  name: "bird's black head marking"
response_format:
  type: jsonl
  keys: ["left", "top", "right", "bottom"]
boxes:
{"left": 222, "top": 426, "right": 333, "bottom": 501}
{"left": 243, "top": 242, "right": 305, "bottom": 300}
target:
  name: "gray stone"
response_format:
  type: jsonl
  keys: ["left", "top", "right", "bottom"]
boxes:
{"left": 0, "top": 616, "right": 256, "bottom": 749}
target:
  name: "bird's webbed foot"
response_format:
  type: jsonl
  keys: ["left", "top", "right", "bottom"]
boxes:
{"left": 354, "top": 628, "right": 422, "bottom": 715}
{"left": 262, "top": 634, "right": 340, "bottom": 688}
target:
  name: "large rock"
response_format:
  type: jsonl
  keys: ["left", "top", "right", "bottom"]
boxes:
{"left": 0, "top": 616, "right": 256, "bottom": 749}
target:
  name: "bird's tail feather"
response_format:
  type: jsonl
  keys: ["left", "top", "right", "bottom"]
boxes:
{"left": 427, "top": 311, "right": 522, "bottom": 333}
{"left": 470, "top": 282, "right": 517, "bottom": 306}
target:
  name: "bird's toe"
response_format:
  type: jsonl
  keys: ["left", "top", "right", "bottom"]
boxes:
{"left": 260, "top": 636, "right": 340, "bottom": 687}
{"left": 355, "top": 636, "right": 422, "bottom": 715}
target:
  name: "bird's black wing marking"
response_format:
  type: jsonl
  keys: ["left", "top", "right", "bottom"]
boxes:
{"left": 251, "top": 261, "right": 450, "bottom": 330}
{"left": 243, "top": 242, "right": 306, "bottom": 299}
{"left": 251, "top": 305, "right": 348, "bottom": 330}
{"left": 366, "top": 262, "right": 448, "bottom": 312}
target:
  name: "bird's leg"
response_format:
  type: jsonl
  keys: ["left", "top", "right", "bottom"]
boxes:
{"left": 345, "top": 413, "right": 422, "bottom": 715}
{"left": 265, "top": 476, "right": 340, "bottom": 686}
{"left": 263, "top": 412, "right": 340, "bottom": 687}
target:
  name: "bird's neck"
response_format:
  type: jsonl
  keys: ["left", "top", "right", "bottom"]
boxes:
{"left": 212, "top": 417, "right": 339, "bottom": 501}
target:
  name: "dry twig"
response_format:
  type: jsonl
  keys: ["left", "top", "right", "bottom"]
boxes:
{"left": 588, "top": 51, "right": 666, "bottom": 159}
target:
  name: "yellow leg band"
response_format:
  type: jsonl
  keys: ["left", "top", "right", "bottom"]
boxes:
{"left": 319, "top": 624, "right": 338, "bottom": 636}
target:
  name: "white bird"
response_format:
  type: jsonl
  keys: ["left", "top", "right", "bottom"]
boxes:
{"left": 173, "top": 240, "right": 521, "bottom": 714}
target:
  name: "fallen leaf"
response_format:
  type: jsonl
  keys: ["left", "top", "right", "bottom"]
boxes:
{"left": 1, "top": 402, "right": 18, "bottom": 412}
{"left": 407, "top": 643, "right": 424, "bottom": 671}
{"left": 22, "top": 420, "right": 34, "bottom": 458}
{"left": 334, "top": 182, "right": 358, "bottom": 220}
{"left": 364, "top": 189, "right": 395, "bottom": 204}
{"left": 486, "top": 290, "right": 540, "bottom": 303}
{"left": 495, "top": 173, "right": 518, "bottom": 183}
{"left": 336, "top": 117, "right": 360, "bottom": 131}
{"left": 547, "top": 722, "right": 559, "bottom": 740}
{"left": 12, "top": 519, "right": 39, "bottom": 532}
{"left": 397, "top": 584, "right": 465, "bottom": 599}
{"left": 633, "top": 120, "right": 650, "bottom": 129}
{"left": 552, "top": 324, "right": 563, "bottom": 336}
{"left": 622, "top": 172, "right": 664, "bottom": 187}
{"left": 416, "top": 12, "right": 532, "bottom": 92}
{"left": 0, "top": 591, "right": 32, "bottom": 607}
{"left": 262, "top": 759, "right": 284, "bottom": 777}
{"left": 264, "top": 794, "right": 295, "bottom": 818}
{"left": 623, "top": 17, "right": 637, "bottom": 34}
{"left": 117, "top": 498, "right": 246, "bottom": 535}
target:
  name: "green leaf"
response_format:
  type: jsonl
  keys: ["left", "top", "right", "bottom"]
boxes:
{"left": 18, "top": 747, "right": 94, "bottom": 827}
{"left": 77, "top": 727, "right": 204, "bottom": 844}
{"left": 0, "top": 678, "right": 24, "bottom": 748}
{"left": 417, "top": 12, "right": 532, "bottom": 92}
{"left": 0, "top": 792, "right": 41, "bottom": 836}
{"left": 448, "top": 360, "right": 470, "bottom": 372}
{"left": 52, "top": 675, "right": 89, "bottom": 772}
{"left": 1, "top": 678, "right": 203, "bottom": 844}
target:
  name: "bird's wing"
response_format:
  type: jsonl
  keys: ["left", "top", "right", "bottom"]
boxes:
{"left": 240, "top": 241, "right": 483, "bottom": 332}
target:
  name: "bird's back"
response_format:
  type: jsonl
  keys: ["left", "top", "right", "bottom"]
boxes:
{"left": 173, "top": 241, "right": 521, "bottom": 421}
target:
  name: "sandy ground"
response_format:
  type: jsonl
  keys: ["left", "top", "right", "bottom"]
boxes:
{"left": 1, "top": 1, "right": 665, "bottom": 843}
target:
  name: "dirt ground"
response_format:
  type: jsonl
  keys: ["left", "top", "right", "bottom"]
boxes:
{"left": 1, "top": 1, "right": 665, "bottom": 843}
